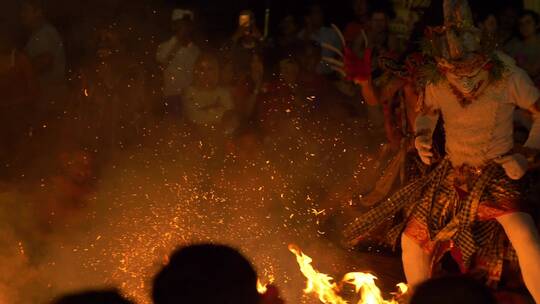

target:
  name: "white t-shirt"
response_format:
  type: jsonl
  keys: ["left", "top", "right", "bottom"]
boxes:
{"left": 182, "top": 86, "right": 234, "bottom": 126}
{"left": 424, "top": 53, "right": 540, "bottom": 167}
{"left": 156, "top": 37, "right": 200, "bottom": 97}
{"left": 24, "top": 23, "right": 66, "bottom": 85}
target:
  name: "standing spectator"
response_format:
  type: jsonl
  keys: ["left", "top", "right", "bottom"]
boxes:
{"left": 0, "top": 27, "right": 39, "bottom": 177}
{"left": 182, "top": 53, "right": 235, "bottom": 134}
{"left": 20, "top": 0, "right": 65, "bottom": 87}
{"left": 276, "top": 14, "right": 301, "bottom": 52}
{"left": 267, "top": 14, "right": 302, "bottom": 67}
{"left": 231, "top": 10, "right": 262, "bottom": 50}
{"left": 505, "top": 10, "right": 540, "bottom": 86}
{"left": 229, "top": 10, "right": 263, "bottom": 79}
{"left": 20, "top": 0, "right": 66, "bottom": 117}
{"left": 344, "top": 0, "right": 370, "bottom": 43}
{"left": 369, "top": 6, "right": 391, "bottom": 49}
{"left": 497, "top": 4, "right": 521, "bottom": 45}
{"left": 256, "top": 52, "right": 320, "bottom": 137}
{"left": 76, "top": 23, "right": 147, "bottom": 151}
{"left": 298, "top": 3, "right": 342, "bottom": 75}
{"left": 476, "top": 11, "right": 499, "bottom": 49}
{"left": 156, "top": 8, "right": 200, "bottom": 115}
{"left": 229, "top": 52, "right": 264, "bottom": 127}
{"left": 297, "top": 42, "right": 328, "bottom": 96}
{"left": 356, "top": 5, "right": 392, "bottom": 71}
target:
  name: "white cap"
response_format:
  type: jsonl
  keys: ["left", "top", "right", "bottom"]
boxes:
{"left": 172, "top": 9, "right": 194, "bottom": 21}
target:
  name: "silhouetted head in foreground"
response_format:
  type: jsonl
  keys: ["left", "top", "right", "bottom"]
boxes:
{"left": 410, "top": 276, "right": 497, "bottom": 304}
{"left": 152, "top": 243, "right": 260, "bottom": 304}
{"left": 51, "top": 289, "right": 133, "bottom": 304}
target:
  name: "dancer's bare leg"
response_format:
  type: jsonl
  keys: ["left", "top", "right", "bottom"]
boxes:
{"left": 497, "top": 212, "right": 540, "bottom": 303}
{"left": 401, "top": 233, "right": 432, "bottom": 288}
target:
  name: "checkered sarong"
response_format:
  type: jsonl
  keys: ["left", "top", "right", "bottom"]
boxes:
{"left": 344, "top": 158, "right": 523, "bottom": 284}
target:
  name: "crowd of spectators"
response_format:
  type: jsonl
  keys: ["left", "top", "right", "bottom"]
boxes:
{"left": 2, "top": 0, "right": 537, "bottom": 173}
{"left": 1, "top": 0, "right": 540, "bottom": 302}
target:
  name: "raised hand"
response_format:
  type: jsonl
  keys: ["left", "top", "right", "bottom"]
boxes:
{"left": 414, "top": 135, "right": 433, "bottom": 165}
{"left": 494, "top": 154, "right": 529, "bottom": 180}
{"left": 321, "top": 24, "right": 372, "bottom": 83}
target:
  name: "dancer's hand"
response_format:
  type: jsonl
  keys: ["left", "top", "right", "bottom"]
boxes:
{"left": 494, "top": 153, "right": 529, "bottom": 180}
{"left": 414, "top": 135, "right": 433, "bottom": 165}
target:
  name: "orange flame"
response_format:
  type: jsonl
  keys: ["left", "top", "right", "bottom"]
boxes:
{"left": 288, "top": 244, "right": 406, "bottom": 304}
{"left": 257, "top": 274, "right": 275, "bottom": 294}
{"left": 257, "top": 279, "right": 268, "bottom": 294}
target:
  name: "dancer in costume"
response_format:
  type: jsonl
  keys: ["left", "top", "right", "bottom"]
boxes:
{"left": 342, "top": 0, "right": 540, "bottom": 301}
{"left": 323, "top": 1, "right": 432, "bottom": 207}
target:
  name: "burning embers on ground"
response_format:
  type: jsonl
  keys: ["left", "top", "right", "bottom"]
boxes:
{"left": 288, "top": 244, "right": 407, "bottom": 304}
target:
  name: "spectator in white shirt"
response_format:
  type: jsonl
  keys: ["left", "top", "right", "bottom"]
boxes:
{"left": 182, "top": 53, "right": 236, "bottom": 134}
{"left": 156, "top": 8, "right": 200, "bottom": 115}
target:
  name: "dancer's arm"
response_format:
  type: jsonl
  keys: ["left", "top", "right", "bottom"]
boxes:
{"left": 496, "top": 68, "right": 540, "bottom": 178}
{"left": 413, "top": 85, "right": 440, "bottom": 165}
{"left": 357, "top": 76, "right": 405, "bottom": 106}
{"left": 523, "top": 98, "right": 540, "bottom": 152}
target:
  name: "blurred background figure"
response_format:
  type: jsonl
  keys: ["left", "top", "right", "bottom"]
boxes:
{"left": 0, "top": 27, "right": 39, "bottom": 179}
{"left": 497, "top": 3, "right": 521, "bottom": 46}
{"left": 156, "top": 8, "right": 199, "bottom": 116}
{"left": 476, "top": 10, "right": 499, "bottom": 49}
{"left": 344, "top": 0, "right": 369, "bottom": 43}
{"left": 504, "top": 10, "right": 540, "bottom": 86}
{"left": 276, "top": 14, "right": 301, "bottom": 51}
{"left": 232, "top": 9, "right": 263, "bottom": 50}
{"left": 20, "top": 0, "right": 66, "bottom": 117}
{"left": 182, "top": 52, "right": 236, "bottom": 136}
{"left": 75, "top": 22, "right": 147, "bottom": 154}
{"left": 256, "top": 54, "right": 301, "bottom": 136}
{"left": 351, "top": 4, "right": 393, "bottom": 79}
{"left": 298, "top": 3, "right": 342, "bottom": 75}
{"left": 228, "top": 52, "right": 264, "bottom": 129}
{"left": 229, "top": 9, "right": 263, "bottom": 83}
{"left": 20, "top": 0, "right": 65, "bottom": 87}
{"left": 272, "top": 14, "right": 302, "bottom": 62}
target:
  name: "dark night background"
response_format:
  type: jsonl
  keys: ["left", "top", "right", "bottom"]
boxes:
{"left": 0, "top": 0, "right": 526, "bottom": 44}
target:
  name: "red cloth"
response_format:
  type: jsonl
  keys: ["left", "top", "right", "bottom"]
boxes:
{"left": 344, "top": 47, "right": 372, "bottom": 83}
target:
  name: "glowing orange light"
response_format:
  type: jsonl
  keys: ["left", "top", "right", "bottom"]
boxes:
{"left": 257, "top": 279, "right": 268, "bottom": 294}
{"left": 288, "top": 244, "right": 407, "bottom": 304}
